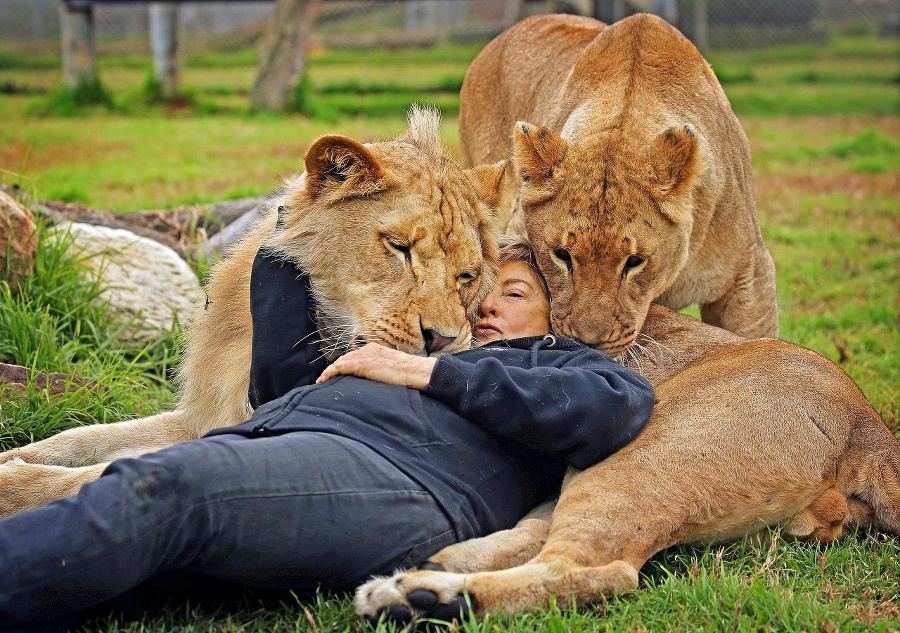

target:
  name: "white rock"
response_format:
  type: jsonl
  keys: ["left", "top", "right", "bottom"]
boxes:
{"left": 53, "top": 222, "right": 202, "bottom": 347}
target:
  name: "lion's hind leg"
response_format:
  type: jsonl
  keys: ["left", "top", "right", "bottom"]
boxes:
{"left": 786, "top": 435, "right": 900, "bottom": 543}
{"left": 355, "top": 558, "right": 640, "bottom": 622}
{"left": 784, "top": 487, "right": 848, "bottom": 542}
{"left": 785, "top": 402, "right": 900, "bottom": 541}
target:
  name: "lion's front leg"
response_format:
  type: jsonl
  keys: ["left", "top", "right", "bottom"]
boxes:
{"left": 700, "top": 241, "right": 779, "bottom": 339}
{"left": 0, "top": 460, "right": 107, "bottom": 518}
{"left": 422, "top": 520, "right": 550, "bottom": 575}
{"left": 355, "top": 559, "right": 640, "bottom": 623}
{"left": 0, "top": 410, "right": 195, "bottom": 468}
{"left": 423, "top": 500, "right": 554, "bottom": 573}
{"left": 0, "top": 410, "right": 203, "bottom": 517}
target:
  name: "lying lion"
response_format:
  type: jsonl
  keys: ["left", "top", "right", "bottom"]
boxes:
{"left": 354, "top": 302, "right": 900, "bottom": 620}
{"left": 351, "top": 19, "right": 897, "bottom": 618}
{"left": 0, "top": 107, "right": 508, "bottom": 518}
{"left": 459, "top": 12, "right": 779, "bottom": 347}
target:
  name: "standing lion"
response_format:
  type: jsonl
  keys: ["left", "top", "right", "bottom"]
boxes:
{"left": 459, "top": 12, "right": 779, "bottom": 348}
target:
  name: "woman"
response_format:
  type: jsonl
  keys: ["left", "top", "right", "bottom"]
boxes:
{"left": 0, "top": 238, "right": 654, "bottom": 632}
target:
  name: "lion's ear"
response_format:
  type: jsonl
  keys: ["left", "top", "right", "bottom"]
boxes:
{"left": 466, "top": 159, "right": 517, "bottom": 229}
{"left": 512, "top": 121, "right": 567, "bottom": 201}
{"left": 304, "top": 135, "right": 389, "bottom": 201}
{"left": 648, "top": 125, "right": 699, "bottom": 200}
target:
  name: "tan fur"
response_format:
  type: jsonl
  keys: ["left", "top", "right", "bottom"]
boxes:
{"left": 354, "top": 304, "right": 900, "bottom": 618}
{"left": 459, "top": 13, "right": 779, "bottom": 351}
{"left": 0, "top": 108, "right": 505, "bottom": 518}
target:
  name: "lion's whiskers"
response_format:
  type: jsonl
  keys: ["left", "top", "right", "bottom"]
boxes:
{"left": 636, "top": 333, "right": 675, "bottom": 359}
{"left": 291, "top": 328, "right": 323, "bottom": 349}
{"left": 617, "top": 347, "right": 643, "bottom": 375}
{"left": 616, "top": 333, "right": 677, "bottom": 377}
{"left": 316, "top": 317, "right": 363, "bottom": 361}
{"left": 313, "top": 316, "right": 390, "bottom": 363}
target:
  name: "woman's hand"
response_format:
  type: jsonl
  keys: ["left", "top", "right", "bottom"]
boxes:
{"left": 316, "top": 343, "right": 437, "bottom": 391}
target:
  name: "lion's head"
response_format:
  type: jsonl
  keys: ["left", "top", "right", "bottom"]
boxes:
{"left": 265, "top": 107, "right": 506, "bottom": 359}
{"left": 508, "top": 120, "right": 701, "bottom": 357}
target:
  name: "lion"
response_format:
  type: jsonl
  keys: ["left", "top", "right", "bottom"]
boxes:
{"left": 0, "top": 107, "right": 507, "bottom": 518}
{"left": 457, "top": 12, "right": 779, "bottom": 352}
{"left": 354, "top": 302, "right": 900, "bottom": 621}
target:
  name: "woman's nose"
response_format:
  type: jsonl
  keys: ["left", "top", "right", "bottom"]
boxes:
{"left": 479, "top": 293, "right": 498, "bottom": 317}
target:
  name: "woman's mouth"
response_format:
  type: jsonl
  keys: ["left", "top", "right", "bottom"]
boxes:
{"left": 474, "top": 321, "right": 501, "bottom": 336}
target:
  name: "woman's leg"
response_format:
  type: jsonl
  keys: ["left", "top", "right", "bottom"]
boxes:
{"left": 0, "top": 433, "right": 455, "bottom": 627}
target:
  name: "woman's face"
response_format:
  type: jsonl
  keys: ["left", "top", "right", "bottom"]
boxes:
{"left": 474, "top": 260, "right": 551, "bottom": 345}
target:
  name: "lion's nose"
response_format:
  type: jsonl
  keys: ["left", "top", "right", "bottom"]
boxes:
{"left": 422, "top": 329, "right": 455, "bottom": 355}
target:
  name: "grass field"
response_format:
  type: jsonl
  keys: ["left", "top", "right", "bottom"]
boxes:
{"left": 0, "top": 30, "right": 898, "bottom": 633}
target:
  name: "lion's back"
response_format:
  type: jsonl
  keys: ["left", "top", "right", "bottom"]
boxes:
{"left": 460, "top": 13, "right": 605, "bottom": 166}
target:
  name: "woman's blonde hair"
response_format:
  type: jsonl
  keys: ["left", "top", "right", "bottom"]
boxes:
{"left": 497, "top": 234, "right": 550, "bottom": 303}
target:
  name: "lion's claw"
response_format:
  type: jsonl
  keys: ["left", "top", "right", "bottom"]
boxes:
{"left": 426, "top": 595, "right": 471, "bottom": 623}
{"left": 407, "top": 589, "right": 439, "bottom": 609}
{"left": 382, "top": 604, "right": 414, "bottom": 625}
{"left": 374, "top": 592, "right": 470, "bottom": 628}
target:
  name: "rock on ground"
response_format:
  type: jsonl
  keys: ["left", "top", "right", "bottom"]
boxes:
{"left": 53, "top": 222, "right": 202, "bottom": 347}
{"left": 37, "top": 195, "right": 267, "bottom": 260}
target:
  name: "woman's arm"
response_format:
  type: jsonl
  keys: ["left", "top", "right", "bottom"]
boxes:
{"left": 316, "top": 342, "right": 655, "bottom": 470}
{"left": 315, "top": 343, "right": 436, "bottom": 390}
{"left": 248, "top": 250, "right": 327, "bottom": 408}
{"left": 424, "top": 351, "right": 655, "bottom": 470}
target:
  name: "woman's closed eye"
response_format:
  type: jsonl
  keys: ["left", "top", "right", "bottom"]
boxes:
{"left": 502, "top": 279, "right": 536, "bottom": 301}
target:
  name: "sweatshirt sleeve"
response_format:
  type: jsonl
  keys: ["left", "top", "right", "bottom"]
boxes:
{"left": 424, "top": 350, "right": 655, "bottom": 470}
{"left": 248, "top": 250, "right": 328, "bottom": 409}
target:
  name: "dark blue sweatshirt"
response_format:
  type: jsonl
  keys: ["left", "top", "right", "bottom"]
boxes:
{"left": 208, "top": 252, "right": 655, "bottom": 542}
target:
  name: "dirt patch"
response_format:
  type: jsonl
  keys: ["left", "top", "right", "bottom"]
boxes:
{"left": 756, "top": 169, "right": 900, "bottom": 205}
{"left": 0, "top": 362, "right": 102, "bottom": 397}
{"left": 744, "top": 116, "right": 900, "bottom": 228}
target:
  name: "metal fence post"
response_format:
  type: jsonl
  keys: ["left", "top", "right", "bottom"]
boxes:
{"left": 694, "top": 0, "right": 709, "bottom": 50}
{"left": 59, "top": 0, "right": 97, "bottom": 87}
{"left": 149, "top": 2, "right": 180, "bottom": 97}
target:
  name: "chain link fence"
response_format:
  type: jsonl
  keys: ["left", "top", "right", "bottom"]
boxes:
{"left": 2, "top": 0, "right": 897, "bottom": 53}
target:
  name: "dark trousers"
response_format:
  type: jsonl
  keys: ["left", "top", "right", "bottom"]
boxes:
{"left": 0, "top": 433, "right": 456, "bottom": 630}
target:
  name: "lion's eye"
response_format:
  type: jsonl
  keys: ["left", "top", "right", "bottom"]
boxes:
{"left": 458, "top": 271, "right": 478, "bottom": 284}
{"left": 383, "top": 237, "right": 412, "bottom": 262}
{"left": 623, "top": 255, "right": 645, "bottom": 276}
{"left": 552, "top": 247, "right": 573, "bottom": 272}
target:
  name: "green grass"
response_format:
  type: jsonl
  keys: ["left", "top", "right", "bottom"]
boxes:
{"left": 68, "top": 530, "right": 900, "bottom": 631}
{"left": 0, "top": 222, "right": 177, "bottom": 449}
{"left": 826, "top": 127, "right": 900, "bottom": 173}
{"left": 740, "top": 115, "right": 899, "bottom": 424}
{"left": 0, "top": 33, "right": 895, "bottom": 211}
{"left": 707, "top": 36, "right": 900, "bottom": 116}
{"left": 0, "top": 32, "right": 898, "bottom": 633}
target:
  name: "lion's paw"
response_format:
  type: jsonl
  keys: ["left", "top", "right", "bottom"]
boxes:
{"left": 354, "top": 569, "right": 473, "bottom": 626}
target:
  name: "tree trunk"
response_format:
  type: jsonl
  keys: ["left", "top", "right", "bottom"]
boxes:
{"left": 250, "top": 0, "right": 322, "bottom": 112}
{"left": 149, "top": 3, "right": 180, "bottom": 97}
{"left": 59, "top": 1, "right": 97, "bottom": 87}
